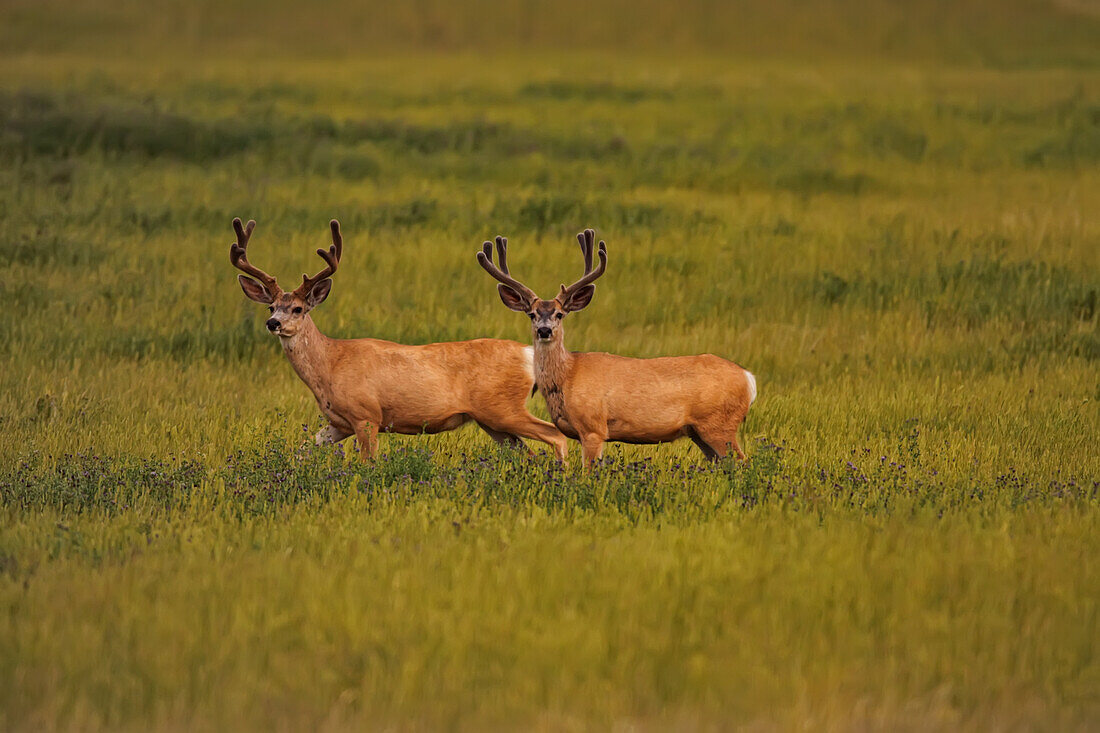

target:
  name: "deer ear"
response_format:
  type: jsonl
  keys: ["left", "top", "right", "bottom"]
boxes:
{"left": 497, "top": 284, "right": 529, "bottom": 312}
{"left": 239, "top": 275, "right": 275, "bottom": 304}
{"left": 307, "top": 278, "right": 333, "bottom": 307}
{"left": 560, "top": 284, "right": 595, "bottom": 312}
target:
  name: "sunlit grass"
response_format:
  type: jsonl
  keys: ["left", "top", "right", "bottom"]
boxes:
{"left": 0, "top": 1, "right": 1099, "bottom": 728}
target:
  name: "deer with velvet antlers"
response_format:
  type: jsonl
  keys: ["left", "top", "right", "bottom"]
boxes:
{"left": 477, "top": 229, "right": 757, "bottom": 466}
{"left": 230, "top": 217, "right": 568, "bottom": 460}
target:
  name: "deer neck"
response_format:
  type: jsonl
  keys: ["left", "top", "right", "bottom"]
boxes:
{"left": 279, "top": 317, "right": 333, "bottom": 397}
{"left": 534, "top": 335, "right": 573, "bottom": 424}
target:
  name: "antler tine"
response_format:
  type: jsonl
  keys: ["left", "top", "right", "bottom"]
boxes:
{"left": 235, "top": 217, "right": 256, "bottom": 245}
{"left": 229, "top": 217, "right": 281, "bottom": 296}
{"left": 577, "top": 228, "right": 594, "bottom": 274}
{"left": 476, "top": 235, "right": 537, "bottom": 302}
{"left": 494, "top": 235, "right": 510, "bottom": 275}
{"left": 559, "top": 229, "right": 607, "bottom": 299}
{"left": 293, "top": 220, "right": 343, "bottom": 297}
{"left": 329, "top": 218, "right": 343, "bottom": 262}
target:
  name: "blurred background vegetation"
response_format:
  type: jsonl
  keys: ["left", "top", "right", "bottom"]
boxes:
{"left": 3, "top": 0, "right": 1100, "bottom": 66}
{"left": 0, "top": 0, "right": 1098, "bottom": 730}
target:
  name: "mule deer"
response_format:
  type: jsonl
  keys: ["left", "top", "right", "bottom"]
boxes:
{"left": 231, "top": 217, "right": 568, "bottom": 460}
{"left": 476, "top": 229, "right": 756, "bottom": 465}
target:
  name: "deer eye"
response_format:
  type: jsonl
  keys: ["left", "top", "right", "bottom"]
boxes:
{"left": 527, "top": 313, "right": 535, "bottom": 320}
{"left": 293, "top": 307, "right": 303, "bottom": 314}
{"left": 268, "top": 306, "right": 275, "bottom": 313}
{"left": 555, "top": 313, "right": 564, "bottom": 320}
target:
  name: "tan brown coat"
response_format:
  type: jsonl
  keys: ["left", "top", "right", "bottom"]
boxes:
{"left": 232, "top": 218, "right": 567, "bottom": 460}
{"left": 478, "top": 230, "right": 756, "bottom": 465}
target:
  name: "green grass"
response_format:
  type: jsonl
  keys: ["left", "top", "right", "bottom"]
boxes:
{"left": 1, "top": 0, "right": 1099, "bottom": 729}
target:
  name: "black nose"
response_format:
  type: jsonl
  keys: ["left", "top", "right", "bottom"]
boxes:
{"left": 536, "top": 327, "right": 552, "bottom": 339}
{"left": 266, "top": 318, "right": 280, "bottom": 332}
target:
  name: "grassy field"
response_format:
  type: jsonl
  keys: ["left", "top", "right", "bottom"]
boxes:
{"left": 1, "top": 0, "right": 1099, "bottom": 729}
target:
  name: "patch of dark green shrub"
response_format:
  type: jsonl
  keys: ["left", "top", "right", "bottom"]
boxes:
{"left": 519, "top": 81, "right": 676, "bottom": 103}
{"left": 863, "top": 118, "right": 928, "bottom": 162}
{"left": 0, "top": 232, "right": 106, "bottom": 268}
{"left": 0, "top": 451, "right": 204, "bottom": 513}
{"left": 774, "top": 168, "right": 876, "bottom": 196}
{"left": 491, "top": 194, "right": 715, "bottom": 236}
{"left": 0, "top": 91, "right": 270, "bottom": 161}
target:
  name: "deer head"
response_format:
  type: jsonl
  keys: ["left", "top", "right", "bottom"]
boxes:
{"left": 230, "top": 217, "right": 343, "bottom": 337}
{"left": 477, "top": 229, "right": 607, "bottom": 343}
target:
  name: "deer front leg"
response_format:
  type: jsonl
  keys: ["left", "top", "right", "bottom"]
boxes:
{"left": 354, "top": 421, "right": 380, "bottom": 460}
{"left": 490, "top": 416, "right": 570, "bottom": 463}
{"left": 580, "top": 432, "right": 606, "bottom": 469}
{"left": 315, "top": 423, "right": 353, "bottom": 445}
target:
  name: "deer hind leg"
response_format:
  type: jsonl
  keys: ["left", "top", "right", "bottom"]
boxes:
{"left": 476, "top": 422, "right": 530, "bottom": 453}
{"left": 354, "top": 421, "right": 380, "bottom": 460}
{"left": 686, "top": 426, "right": 720, "bottom": 461}
{"left": 486, "top": 416, "right": 569, "bottom": 463}
{"left": 730, "top": 434, "right": 746, "bottom": 461}
{"left": 693, "top": 422, "right": 746, "bottom": 462}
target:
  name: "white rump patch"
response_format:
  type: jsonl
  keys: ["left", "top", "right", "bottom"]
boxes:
{"left": 522, "top": 346, "right": 535, "bottom": 382}
{"left": 745, "top": 371, "right": 758, "bottom": 405}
